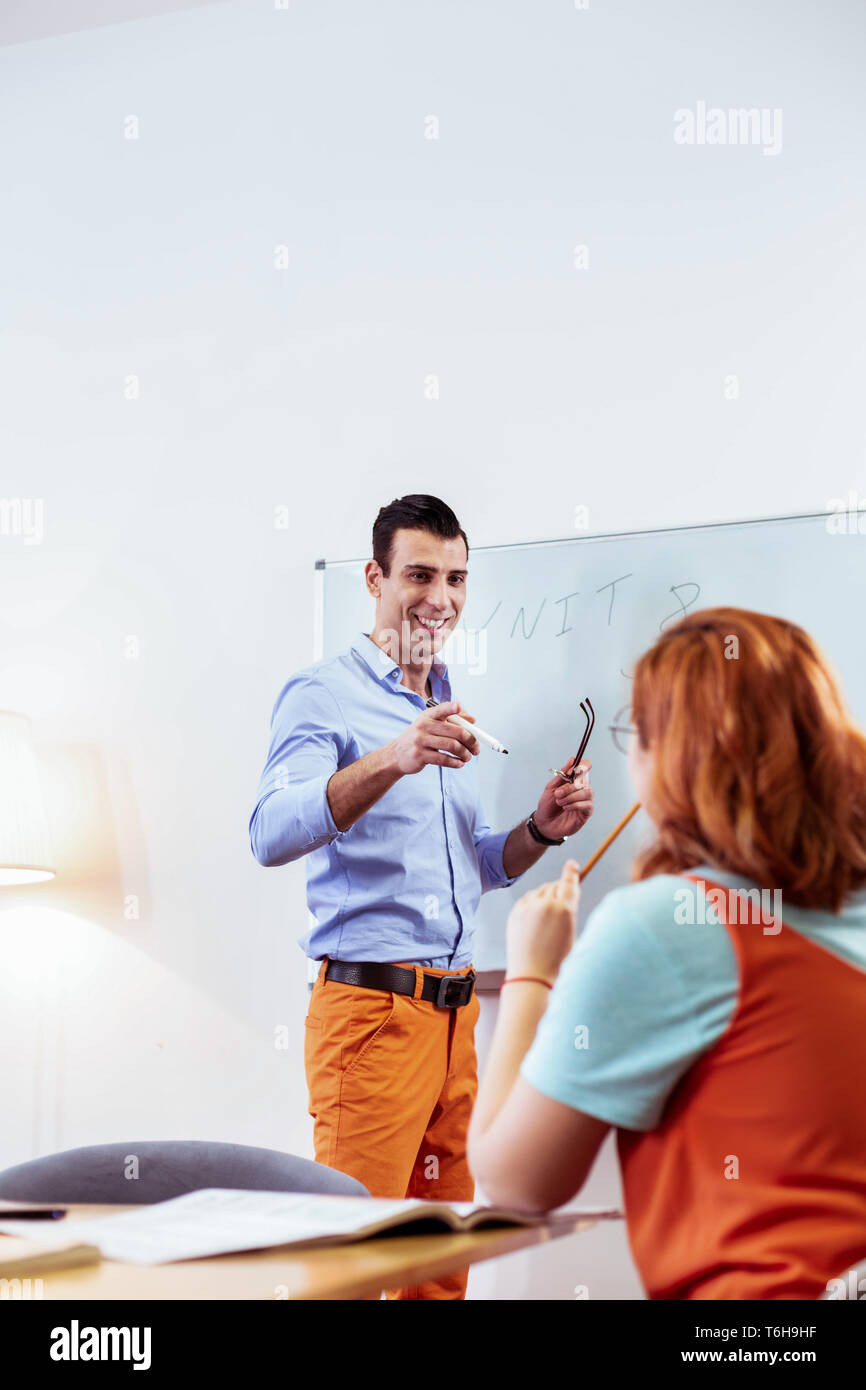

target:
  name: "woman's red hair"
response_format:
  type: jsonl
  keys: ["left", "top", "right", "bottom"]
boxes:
{"left": 631, "top": 607, "right": 866, "bottom": 911}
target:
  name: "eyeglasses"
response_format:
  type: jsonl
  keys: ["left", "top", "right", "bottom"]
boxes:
{"left": 552, "top": 697, "right": 595, "bottom": 783}
{"left": 609, "top": 704, "right": 639, "bottom": 756}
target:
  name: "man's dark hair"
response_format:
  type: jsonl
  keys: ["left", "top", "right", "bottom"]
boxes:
{"left": 372, "top": 495, "right": 468, "bottom": 576}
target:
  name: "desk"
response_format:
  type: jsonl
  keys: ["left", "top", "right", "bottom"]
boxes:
{"left": 30, "top": 1204, "right": 602, "bottom": 1300}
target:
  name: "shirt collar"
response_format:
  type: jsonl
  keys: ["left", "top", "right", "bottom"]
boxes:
{"left": 350, "top": 632, "right": 451, "bottom": 696}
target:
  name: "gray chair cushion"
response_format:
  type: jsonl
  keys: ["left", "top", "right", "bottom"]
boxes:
{"left": 0, "top": 1141, "right": 369, "bottom": 1204}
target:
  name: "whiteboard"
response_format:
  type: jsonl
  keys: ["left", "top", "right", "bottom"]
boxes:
{"left": 319, "top": 513, "right": 866, "bottom": 971}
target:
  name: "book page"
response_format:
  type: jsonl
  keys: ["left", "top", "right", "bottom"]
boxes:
{"left": 447, "top": 1200, "right": 622, "bottom": 1223}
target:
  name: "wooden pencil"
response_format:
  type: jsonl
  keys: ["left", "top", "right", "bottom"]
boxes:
{"left": 578, "top": 802, "right": 641, "bottom": 880}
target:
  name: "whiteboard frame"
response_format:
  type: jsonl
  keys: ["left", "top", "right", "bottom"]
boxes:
{"left": 313, "top": 509, "right": 835, "bottom": 573}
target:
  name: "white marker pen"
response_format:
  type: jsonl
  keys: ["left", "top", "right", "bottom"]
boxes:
{"left": 425, "top": 698, "right": 509, "bottom": 754}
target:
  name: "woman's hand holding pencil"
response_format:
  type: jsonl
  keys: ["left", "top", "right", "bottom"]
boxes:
{"left": 506, "top": 859, "right": 582, "bottom": 984}
{"left": 505, "top": 802, "right": 642, "bottom": 984}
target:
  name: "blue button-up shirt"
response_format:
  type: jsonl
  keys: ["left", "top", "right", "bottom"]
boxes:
{"left": 249, "top": 633, "right": 521, "bottom": 967}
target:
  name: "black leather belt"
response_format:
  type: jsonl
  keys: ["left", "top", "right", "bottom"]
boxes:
{"left": 324, "top": 960, "right": 476, "bottom": 1009}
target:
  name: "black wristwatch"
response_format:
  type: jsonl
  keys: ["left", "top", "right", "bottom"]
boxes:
{"left": 526, "top": 811, "right": 567, "bottom": 847}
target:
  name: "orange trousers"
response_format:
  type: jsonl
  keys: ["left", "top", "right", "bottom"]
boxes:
{"left": 304, "top": 958, "right": 481, "bottom": 1300}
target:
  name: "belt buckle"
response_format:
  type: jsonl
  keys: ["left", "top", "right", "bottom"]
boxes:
{"left": 435, "top": 969, "right": 475, "bottom": 1009}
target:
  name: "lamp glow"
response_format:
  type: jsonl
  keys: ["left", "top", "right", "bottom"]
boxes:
{"left": 0, "top": 711, "right": 55, "bottom": 885}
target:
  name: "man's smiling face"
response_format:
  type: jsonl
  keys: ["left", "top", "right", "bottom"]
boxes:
{"left": 370, "top": 527, "right": 468, "bottom": 663}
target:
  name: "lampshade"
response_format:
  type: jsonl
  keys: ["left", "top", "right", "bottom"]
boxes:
{"left": 0, "top": 711, "right": 55, "bottom": 885}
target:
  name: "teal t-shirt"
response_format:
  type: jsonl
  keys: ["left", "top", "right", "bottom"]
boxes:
{"left": 519, "top": 865, "right": 866, "bottom": 1132}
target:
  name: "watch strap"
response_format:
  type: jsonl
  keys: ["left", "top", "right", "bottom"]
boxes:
{"left": 526, "top": 812, "right": 567, "bottom": 847}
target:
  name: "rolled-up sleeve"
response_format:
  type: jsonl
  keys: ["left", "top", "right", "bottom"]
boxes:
{"left": 249, "top": 674, "right": 349, "bottom": 867}
{"left": 472, "top": 793, "right": 524, "bottom": 893}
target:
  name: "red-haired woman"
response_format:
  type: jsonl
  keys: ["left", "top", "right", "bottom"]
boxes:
{"left": 468, "top": 607, "right": 866, "bottom": 1299}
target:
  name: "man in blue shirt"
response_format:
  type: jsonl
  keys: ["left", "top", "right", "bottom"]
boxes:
{"left": 249, "top": 494, "right": 594, "bottom": 1298}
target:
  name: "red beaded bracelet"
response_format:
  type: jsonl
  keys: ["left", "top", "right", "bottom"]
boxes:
{"left": 500, "top": 976, "right": 553, "bottom": 990}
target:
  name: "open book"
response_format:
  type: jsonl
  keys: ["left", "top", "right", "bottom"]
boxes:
{"left": 0, "top": 1189, "right": 622, "bottom": 1267}
{"left": 0, "top": 1238, "right": 101, "bottom": 1278}
{"left": 0, "top": 1201, "right": 99, "bottom": 1278}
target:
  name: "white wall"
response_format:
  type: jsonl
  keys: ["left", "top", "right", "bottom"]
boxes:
{"left": 0, "top": 0, "right": 864, "bottom": 1299}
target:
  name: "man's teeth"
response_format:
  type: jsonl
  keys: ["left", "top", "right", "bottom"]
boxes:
{"left": 416, "top": 617, "right": 448, "bottom": 630}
